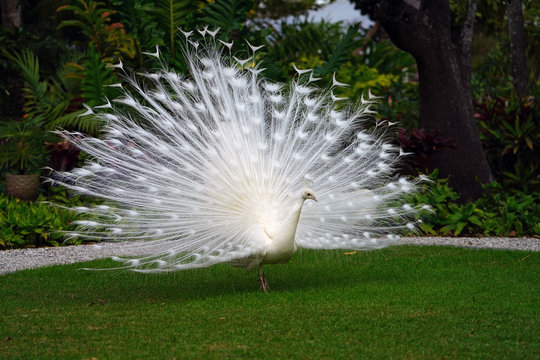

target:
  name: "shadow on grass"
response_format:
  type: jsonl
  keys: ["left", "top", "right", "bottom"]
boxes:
{"left": 3, "top": 245, "right": 535, "bottom": 305}
{"left": 3, "top": 248, "right": 397, "bottom": 304}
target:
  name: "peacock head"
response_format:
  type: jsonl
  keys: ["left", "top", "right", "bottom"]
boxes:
{"left": 302, "top": 189, "right": 318, "bottom": 202}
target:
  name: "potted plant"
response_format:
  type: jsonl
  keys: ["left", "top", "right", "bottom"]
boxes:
{"left": 0, "top": 116, "right": 51, "bottom": 200}
{"left": 0, "top": 46, "right": 82, "bottom": 200}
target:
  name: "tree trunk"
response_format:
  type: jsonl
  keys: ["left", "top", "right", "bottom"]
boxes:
{"left": 0, "top": 0, "right": 21, "bottom": 29}
{"left": 354, "top": 0, "right": 493, "bottom": 201}
{"left": 416, "top": 43, "right": 492, "bottom": 201}
{"left": 507, "top": 0, "right": 529, "bottom": 97}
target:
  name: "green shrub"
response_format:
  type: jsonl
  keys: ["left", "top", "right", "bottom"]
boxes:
{"left": 0, "top": 189, "right": 88, "bottom": 249}
{"left": 475, "top": 184, "right": 540, "bottom": 236}
{"left": 412, "top": 170, "right": 540, "bottom": 236}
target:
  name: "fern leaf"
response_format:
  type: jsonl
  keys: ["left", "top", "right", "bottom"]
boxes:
{"left": 150, "top": 0, "right": 199, "bottom": 57}
{"left": 81, "top": 44, "right": 118, "bottom": 107}
{"left": 202, "top": 0, "right": 253, "bottom": 38}
{"left": 314, "top": 26, "right": 357, "bottom": 77}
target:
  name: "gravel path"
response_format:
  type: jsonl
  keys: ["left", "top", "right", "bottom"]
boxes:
{"left": 1, "top": 237, "right": 538, "bottom": 276}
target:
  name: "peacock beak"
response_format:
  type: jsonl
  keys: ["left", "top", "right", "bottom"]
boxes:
{"left": 312, "top": 196, "right": 318, "bottom": 202}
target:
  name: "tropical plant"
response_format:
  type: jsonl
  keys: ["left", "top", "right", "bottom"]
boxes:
{"left": 109, "top": 0, "right": 166, "bottom": 68}
{"left": 352, "top": 39, "right": 419, "bottom": 128}
{"left": 249, "top": 0, "right": 320, "bottom": 20}
{"left": 0, "top": 118, "right": 50, "bottom": 174}
{"left": 313, "top": 26, "right": 358, "bottom": 77}
{"left": 57, "top": 0, "right": 136, "bottom": 61}
{"left": 50, "top": 44, "right": 120, "bottom": 135}
{"left": 437, "top": 202, "right": 488, "bottom": 236}
{"left": 202, "top": 0, "right": 253, "bottom": 39}
{"left": 475, "top": 92, "right": 540, "bottom": 192}
{"left": 476, "top": 188, "right": 540, "bottom": 236}
{"left": 0, "top": 190, "right": 87, "bottom": 249}
{"left": 376, "top": 79, "right": 420, "bottom": 129}
{"left": 263, "top": 19, "right": 346, "bottom": 81}
{"left": 410, "top": 171, "right": 540, "bottom": 236}
{"left": 336, "top": 62, "right": 399, "bottom": 98}
{"left": 269, "top": 19, "right": 344, "bottom": 57}
{"left": 147, "top": 0, "right": 200, "bottom": 62}
{"left": 0, "top": 49, "right": 77, "bottom": 174}
{"left": 80, "top": 44, "right": 120, "bottom": 106}
{"left": 5, "top": 49, "right": 70, "bottom": 122}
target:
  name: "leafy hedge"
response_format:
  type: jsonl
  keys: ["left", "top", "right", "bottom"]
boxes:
{"left": 0, "top": 190, "right": 85, "bottom": 249}
{"left": 412, "top": 171, "right": 540, "bottom": 237}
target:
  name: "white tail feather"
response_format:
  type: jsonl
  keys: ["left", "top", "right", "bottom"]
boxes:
{"left": 51, "top": 34, "right": 427, "bottom": 274}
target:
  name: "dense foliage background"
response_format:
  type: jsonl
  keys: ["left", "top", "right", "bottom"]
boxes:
{"left": 0, "top": 0, "right": 538, "bottom": 248}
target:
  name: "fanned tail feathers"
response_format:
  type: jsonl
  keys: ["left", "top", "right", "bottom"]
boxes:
{"left": 51, "top": 34, "right": 428, "bottom": 272}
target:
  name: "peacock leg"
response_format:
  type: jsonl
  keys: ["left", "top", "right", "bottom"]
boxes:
{"left": 258, "top": 266, "right": 270, "bottom": 292}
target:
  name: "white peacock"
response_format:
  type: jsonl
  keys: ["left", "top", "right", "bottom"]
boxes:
{"left": 51, "top": 28, "right": 429, "bottom": 291}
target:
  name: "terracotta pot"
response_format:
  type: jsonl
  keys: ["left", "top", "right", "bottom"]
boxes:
{"left": 5, "top": 173, "right": 41, "bottom": 201}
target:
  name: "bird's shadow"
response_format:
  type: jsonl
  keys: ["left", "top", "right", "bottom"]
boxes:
{"left": 10, "top": 249, "right": 402, "bottom": 304}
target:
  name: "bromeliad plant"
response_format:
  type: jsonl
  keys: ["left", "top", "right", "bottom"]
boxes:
{"left": 475, "top": 93, "right": 539, "bottom": 192}
{"left": 57, "top": 0, "right": 136, "bottom": 61}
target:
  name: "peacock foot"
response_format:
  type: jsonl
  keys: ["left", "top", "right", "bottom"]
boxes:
{"left": 258, "top": 271, "right": 270, "bottom": 292}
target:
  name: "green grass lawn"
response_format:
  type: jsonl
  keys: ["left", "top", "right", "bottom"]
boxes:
{"left": 1, "top": 246, "right": 538, "bottom": 359}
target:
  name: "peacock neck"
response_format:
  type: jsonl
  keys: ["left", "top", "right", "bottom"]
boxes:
{"left": 280, "top": 197, "right": 306, "bottom": 241}
{"left": 259, "top": 196, "right": 306, "bottom": 265}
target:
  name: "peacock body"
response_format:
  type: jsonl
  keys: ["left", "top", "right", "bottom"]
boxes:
{"left": 52, "top": 30, "right": 428, "bottom": 290}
